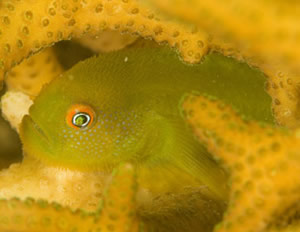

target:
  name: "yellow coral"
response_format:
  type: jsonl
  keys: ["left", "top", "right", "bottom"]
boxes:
{"left": 1, "top": 0, "right": 300, "bottom": 231}
{"left": 1, "top": 91, "right": 33, "bottom": 131}
{"left": 77, "top": 29, "right": 138, "bottom": 53}
{"left": 0, "top": 156, "right": 106, "bottom": 211}
{"left": 146, "top": 0, "right": 300, "bottom": 128}
{"left": 5, "top": 47, "right": 63, "bottom": 97}
{"left": 0, "top": 163, "right": 139, "bottom": 232}
{"left": 0, "top": 0, "right": 208, "bottom": 85}
{"left": 183, "top": 93, "right": 300, "bottom": 232}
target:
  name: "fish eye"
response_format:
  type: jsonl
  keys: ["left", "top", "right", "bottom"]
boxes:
{"left": 66, "top": 104, "right": 95, "bottom": 129}
{"left": 72, "top": 113, "right": 91, "bottom": 128}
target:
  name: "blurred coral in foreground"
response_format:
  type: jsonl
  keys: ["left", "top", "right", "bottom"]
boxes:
{"left": 0, "top": 163, "right": 140, "bottom": 232}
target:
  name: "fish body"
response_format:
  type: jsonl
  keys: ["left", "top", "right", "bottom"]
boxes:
{"left": 20, "top": 46, "right": 272, "bottom": 199}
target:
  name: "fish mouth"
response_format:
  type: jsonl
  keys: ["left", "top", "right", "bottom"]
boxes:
{"left": 21, "top": 115, "right": 51, "bottom": 146}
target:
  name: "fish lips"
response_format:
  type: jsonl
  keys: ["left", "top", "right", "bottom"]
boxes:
{"left": 20, "top": 115, "right": 54, "bottom": 156}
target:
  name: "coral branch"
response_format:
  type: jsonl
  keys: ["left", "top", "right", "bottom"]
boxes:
{"left": 0, "top": 162, "right": 139, "bottom": 232}
{"left": 147, "top": 0, "right": 300, "bottom": 127}
{"left": 5, "top": 47, "right": 63, "bottom": 97}
{"left": 1, "top": 91, "right": 33, "bottom": 131}
{"left": 0, "top": 0, "right": 208, "bottom": 84}
{"left": 0, "top": 156, "right": 106, "bottom": 212}
{"left": 77, "top": 29, "right": 138, "bottom": 53}
{"left": 96, "top": 163, "right": 139, "bottom": 231}
{"left": 182, "top": 93, "right": 300, "bottom": 232}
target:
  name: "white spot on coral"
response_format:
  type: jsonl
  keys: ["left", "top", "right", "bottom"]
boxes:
{"left": 1, "top": 91, "right": 33, "bottom": 132}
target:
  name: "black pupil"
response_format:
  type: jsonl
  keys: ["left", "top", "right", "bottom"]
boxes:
{"left": 74, "top": 113, "right": 89, "bottom": 127}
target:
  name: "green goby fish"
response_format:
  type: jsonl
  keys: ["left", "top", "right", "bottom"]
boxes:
{"left": 20, "top": 46, "right": 273, "bottom": 200}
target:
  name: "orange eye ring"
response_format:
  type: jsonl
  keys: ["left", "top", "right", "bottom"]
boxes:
{"left": 66, "top": 104, "right": 95, "bottom": 129}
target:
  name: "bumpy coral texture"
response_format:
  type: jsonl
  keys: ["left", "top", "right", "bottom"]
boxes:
{"left": 0, "top": 156, "right": 108, "bottom": 212}
{"left": 1, "top": 0, "right": 298, "bottom": 128}
{"left": 77, "top": 29, "right": 138, "bottom": 53}
{"left": 0, "top": 163, "right": 139, "bottom": 232}
{"left": 0, "top": 0, "right": 208, "bottom": 81}
{"left": 146, "top": 0, "right": 300, "bottom": 128}
{"left": 5, "top": 47, "right": 63, "bottom": 97}
{"left": 0, "top": 0, "right": 299, "bottom": 231}
{"left": 183, "top": 94, "right": 300, "bottom": 232}
{"left": 2, "top": 47, "right": 62, "bottom": 131}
